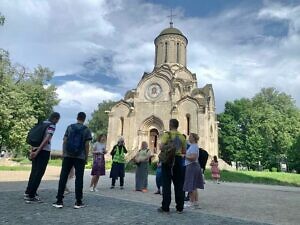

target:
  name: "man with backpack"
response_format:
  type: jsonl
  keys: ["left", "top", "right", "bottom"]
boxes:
{"left": 24, "top": 112, "right": 60, "bottom": 203}
{"left": 158, "top": 119, "right": 186, "bottom": 214}
{"left": 53, "top": 112, "right": 92, "bottom": 209}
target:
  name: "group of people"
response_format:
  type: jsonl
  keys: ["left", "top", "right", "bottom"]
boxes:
{"left": 24, "top": 112, "right": 220, "bottom": 213}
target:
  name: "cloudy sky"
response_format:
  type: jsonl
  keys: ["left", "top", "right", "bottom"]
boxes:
{"left": 1, "top": 0, "right": 300, "bottom": 150}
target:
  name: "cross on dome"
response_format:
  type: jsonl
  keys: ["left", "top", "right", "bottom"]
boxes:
{"left": 167, "top": 9, "right": 176, "bottom": 28}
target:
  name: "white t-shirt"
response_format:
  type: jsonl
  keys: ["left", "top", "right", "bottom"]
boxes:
{"left": 93, "top": 142, "right": 106, "bottom": 154}
{"left": 43, "top": 120, "right": 56, "bottom": 151}
{"left": 185, "top": 143, "right": 199, "bottom": 166}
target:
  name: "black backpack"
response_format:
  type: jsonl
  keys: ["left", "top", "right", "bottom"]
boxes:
{"left": 198, "top": 148, "right": 209, "bottom": 171}
{"left": 65, "top": 124, "right": 87, "bottom": 156}
{"left": 26, "top": 122, "right": 51, "bottom": 147}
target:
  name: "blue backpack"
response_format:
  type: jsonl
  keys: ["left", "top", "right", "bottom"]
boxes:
{"left": 65, "top": 124, "right": 87, "bottom": 156}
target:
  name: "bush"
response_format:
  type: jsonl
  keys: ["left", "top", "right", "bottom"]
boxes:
{"left": 11, "top": 157, "right": 30, "bottom": 165}
{"left": 150, "top": 161, "right": 158, "bottom": 171}
{"left": 105, "top": 160, "right": 112, "bottom": 170}
{"left": 271, "top": 167, "right": 278, "bottom": 172}
{"left": 11, "top": 157, "right": 25, "bottom": 163}
{"left": 85, "top": 161, "right": 92, "bottom": 169}
{"left": 125, "top": 161, "right": 136, "bottom": 172}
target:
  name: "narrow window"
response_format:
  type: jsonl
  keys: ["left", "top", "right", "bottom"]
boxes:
{"left": 177, "top": 43, "right": 180, "bottom": 63}
{"left": 155, "top": 45, "right": 158, "bottom": 65}
{"left": 186, "top": 114, "right": 190, "bottom": 135}
{"left": 120, "top": 117, "right": 124, "bottom": 136}
{"left": 164, "top": 42, "right": 168, "bottom": 63}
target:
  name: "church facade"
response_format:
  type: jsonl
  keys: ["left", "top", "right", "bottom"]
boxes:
{"left": 106, "top": 24, "right": 218, "bottom": 159}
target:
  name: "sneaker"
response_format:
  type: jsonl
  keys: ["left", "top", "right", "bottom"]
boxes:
{"left": 110, "top": 186, "right": 115, "bottom": 189}
{"left": 154, "top": 190, "right": 161, "bottom": 195}
{"left": 24, "top": 193, "right": 40, "bottom": 200}
{"left": 89, "top": 187, "right": 94, "bottom": 192}
{"left": 94, "top": 188, "right": 99, "bottom": 192}
{"left": 157, "top": 207, "right": 169, "bottom": 213}
{"left": 184, "top": 202, "right": 192, "bottom": 209}
{"left": 25, "top": 196, "right": 42, "bottom": 204}
{"left": 23, "top": 194, "right": 30, "bottom": 200}
{"left": 74, "top": 201, "right": 86, "bottom": 209}
{"left": 193, "top": 204, "right": 201, "bottom": 209}
{"left": 176, "top": 210, "right": 183, "bottom": 214}
{"left": 52, "top": 201, "right": 63, "bottom": 208}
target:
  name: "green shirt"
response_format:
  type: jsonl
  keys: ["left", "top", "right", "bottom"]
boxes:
{"left": 160, "top": 131, "right": 186, "bottom": 156}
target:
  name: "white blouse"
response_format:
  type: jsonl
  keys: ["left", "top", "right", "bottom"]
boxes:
{"left": 93, "top": 142, "right": 106, "bottom": 154}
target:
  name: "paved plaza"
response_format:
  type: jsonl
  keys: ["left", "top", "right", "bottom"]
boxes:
{"left": 0, "top": 167, "right": 299, "bottom": 225}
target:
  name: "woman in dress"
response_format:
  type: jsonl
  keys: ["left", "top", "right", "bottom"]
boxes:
{"left": 134, "top": 141, "right": 151, "bottom": 192}
{"left": 210, "top": 155, "right": 220, "bottom": 184}
{"left": 90, "top": 134, "right": 107, "bottom": 192}
{"left": 183, "top": 133, "right": 204, "bottom": 209}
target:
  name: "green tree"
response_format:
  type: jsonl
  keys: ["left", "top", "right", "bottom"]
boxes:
{"left": 0, "top": 49, "right": 59, "bottom": 156}
{"left": 288, "top": 136, "right": 300, "bottom": 173}
{"left": 219, "top": 88, "right": 300, "bottom": 171}
{"left": 88, "top": 100, "right": 117, "bottom": 138}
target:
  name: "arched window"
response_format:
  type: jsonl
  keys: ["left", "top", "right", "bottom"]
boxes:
{"left": 176, "top": 43, "right": 180, "bottom": 63}
{"left": 164, "top": 42, "right": 168, "bottom": 63}
{"left": 120, "top": 117, "right": 124, "bottom": 136}
{"left": 186, "top": 114, "right": 190, "bottom": 135}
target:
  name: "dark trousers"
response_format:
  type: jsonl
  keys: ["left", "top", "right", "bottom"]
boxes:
{"left": 111, "top": 177, "right": 124, "bottom": 187}
{"left": 26, "top": 150, "right": 50, "bottom": 198}
{"left": 56, "top": 157, "right": 85, "bottom": 202}
{"left": 156, "top": 168, "right": 162, "bottom": 190}
{"left": 161, "top": 156, "right": 185, "bottom": 212}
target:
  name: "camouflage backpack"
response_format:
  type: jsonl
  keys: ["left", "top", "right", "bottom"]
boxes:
{"left": 159, "top": 132, "right": 181, "bottom": 165}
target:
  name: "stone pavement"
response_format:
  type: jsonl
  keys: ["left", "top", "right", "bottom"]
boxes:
{"left": 0, "top": 167, "right": 299, "bottom": 225}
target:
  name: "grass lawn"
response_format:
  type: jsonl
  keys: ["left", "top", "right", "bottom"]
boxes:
{"left": 2, "top": 158, "right": 299, "bottom": 187}
{"left": 0, "top": 165, "right": 31, "bottom": 171}
{"left": 204, "top": 169, "right": 300, "bottom": 187}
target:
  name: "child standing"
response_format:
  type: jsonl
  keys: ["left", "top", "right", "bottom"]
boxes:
{"left": 154, "top": 161, "right": 162, "bottom": 194}
{"left": 210, "top": 155, "right": 220, "bottom": 184}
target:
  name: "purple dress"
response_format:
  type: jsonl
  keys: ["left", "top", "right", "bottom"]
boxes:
{"left": 91, "top": 142, "right": 106, "bottom": 176}
{"left": 91, "top": 153, "right": 105, "bottom": 176}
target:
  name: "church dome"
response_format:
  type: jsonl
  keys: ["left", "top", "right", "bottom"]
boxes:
{"left": 156, "top": 26, "right": 187, "bottom": 42}
{"left": 159, "top": 27, "right": 183, "bottom": 36}
{"left": 154, "top": 23, "right": 188, "bottom": 67}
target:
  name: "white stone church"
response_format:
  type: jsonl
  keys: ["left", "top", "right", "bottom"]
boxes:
{"left": 106, "top": 23, "right": 218, "bottom": 159}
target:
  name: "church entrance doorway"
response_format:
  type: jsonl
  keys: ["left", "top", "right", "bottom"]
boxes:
{"left": 149, "top": 128, "right": 159, "bottom": 154}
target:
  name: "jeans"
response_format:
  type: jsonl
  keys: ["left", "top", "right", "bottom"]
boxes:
{"left": 161, "top": 156, "right": 185, "bottom": 212}
{"left": 56, "top": 157, "right": 85, "bottom": 202}
{"left": 156, "top": 167, "right": 162, "bottom": 189}
{"left": 26, "top": 150, "right": 50, "bottom": 198}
